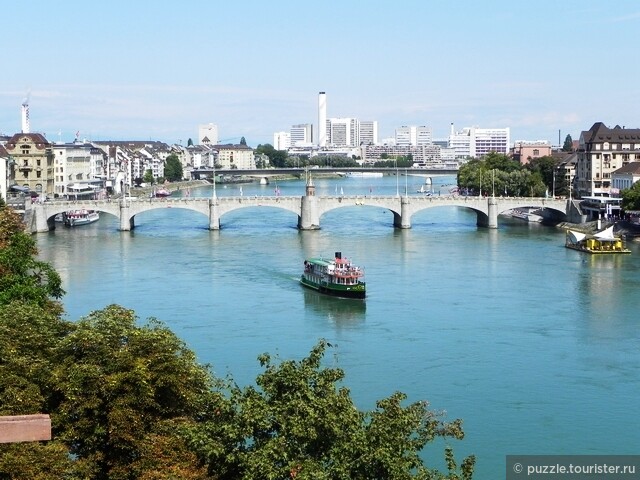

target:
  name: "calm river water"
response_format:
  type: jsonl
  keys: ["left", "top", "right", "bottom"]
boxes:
{"left": 36, "top": 174, "right": 640, "bottom": 479}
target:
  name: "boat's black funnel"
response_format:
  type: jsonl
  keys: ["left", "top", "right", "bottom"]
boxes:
{"left": 335, "top": 252, "right": 342, "bottom": 259}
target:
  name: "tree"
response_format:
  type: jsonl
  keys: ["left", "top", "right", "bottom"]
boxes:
{"left": 0, "top": 205, "right": 64, "bottom": 311}
{"left": 562, "top": 134, "right": 573, "bottom": 152}
{"left": 526, "top": 156, "right": 558, "bottom": 195}
{"left": 51, "top": 305, "right": 221, "bottom": 479}
{"left": 143, "top": 169, "right": 154, "bottom": 185}
{"left": 164, "top": 154, "right": 183, "bottom": 182}
{"left": 240, "top": 136, "right": 247, "bottom": 146}
{"left": 187, "top": 340, "right": 475, "bottom": 479}
{"left": 187, "top": 138, "right": 194, "bottom": 147}
{"left": 255, "top": 144, "right": 289, "bottom": 168}
{"left": 621, "top": 181, "right": 640, "bottom": 211}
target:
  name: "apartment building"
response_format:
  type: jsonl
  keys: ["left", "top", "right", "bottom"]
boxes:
{"left": 215, "top": 144, "right": 255, "bottom": 169}
{"left": 511, "top": 140, "right": 552, "bottom": 164}
{"left": 4, "top": 133, "right": 55, "bottom": 195}
{"left": 575, "top": 122, "right": 640, "bottom": 198}
{"left": 53, "top": 143, "right": 106, "bottom": 197}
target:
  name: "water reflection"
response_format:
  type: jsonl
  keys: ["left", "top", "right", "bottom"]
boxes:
{"left": 302, "top": 289, "right": 366, "bottom": 326}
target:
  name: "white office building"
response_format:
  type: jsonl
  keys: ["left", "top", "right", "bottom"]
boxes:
{"left": 359, "top": 121, "right": 378, "bottom": 146}
{"left": 395, "top": 126, "right": 432, "bottom": 146}
{"left": 273, "top": 131, "right": 291, "bottom": 150}
{"left": 326, "top": 117, "right": 359, "bottom": 147}
{"left": 448, "top": 124, "right": 510, "bottom": 159}
{"left": 290, "top": 123, "right": 313, "bottom": 146}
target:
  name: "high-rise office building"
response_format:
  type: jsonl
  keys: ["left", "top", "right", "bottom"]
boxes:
{"left": 290, "top": 123, "right": 313, "bottom": 146}
{"left": 395, "top": 126, "right": 432, "bottom": 146}
{"left": 448, "top": 123, "right": 510, "bottom": 158}
{"left": 273, "top": 131, "right": 291, "bottom": 150}
{"left": 359, "top": 121, "right": 378, "bottom": 146}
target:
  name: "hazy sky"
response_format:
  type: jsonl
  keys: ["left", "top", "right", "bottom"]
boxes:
{"left": 1, "top": 0, "right": 639, "bottom": 147}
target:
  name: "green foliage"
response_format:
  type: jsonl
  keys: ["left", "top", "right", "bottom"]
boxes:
{"left": 457, "top": 154, "right": 550, "bottom": 197}
{"left": 143, "top": 169, "right": 154, "bottom": 185}
{"left": 309, "top": 156, "right": 359, "bottom": 168}
{"left": 0, "top": 205, "right": 64, "bottom": 311}
{"left": 187, "top": 138, "right": 194, "bottom": 147}
{"left": 240, "top": 136, "right": 247, "bottom": 146}
{"left": 51, "top": 305, "right": 218, "bottom": 478}
{"left": 255, "top": 144, "right": 289, "bottom": 167}
{"left": 164, "top": 154, "right": 183, "bottom": 181}
{"left": 621, "top": 181, "right": 640, "bottom": 211}
{"left": 0, "top": 302, "right": 71, "bottom": 415}
{"left": 188, "top": 339, "right": 475, "bottom": 479}
{"left": 562, "top": 134, "right": 573, "bottom": 152}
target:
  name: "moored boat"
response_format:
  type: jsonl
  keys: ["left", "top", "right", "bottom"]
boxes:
{"left": 506, "top": 207, "right": 543, "bottom": 223}
{"left": 300, "top": 252, "right": 366, "bottom": 299}
{"left": 64, "top": 209, "right": 100, "bottom": 227}
{"left": 565, "top": 226, "right": 630, "bottom": 254}
{"left": 153, "top": 188, "right": 171, "bottom": 198}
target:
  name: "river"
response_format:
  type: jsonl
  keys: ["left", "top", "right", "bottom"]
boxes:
{"left": 36, "top": 173, "right": 640, "bottom": 478}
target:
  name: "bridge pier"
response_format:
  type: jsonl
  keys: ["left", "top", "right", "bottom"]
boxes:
{"left": 209, "top": 199, "right": 220, "bottom": 230}
{"left": 33, "top": 205, "right": 53, "bottom": 232}
{"left": 299, "top": 195, "right": 320, "bottom": 229}
{"left": 299, "top": 178, "right": 320, "bottom": 230}
{"left": 393, "top": 196, "right": 412, "bottom": 229}
{"left": 119, "top": 202, "right": 134, "bottom": 231}
{"left": 487, "top": 197, "right": 498, "bottom": 229}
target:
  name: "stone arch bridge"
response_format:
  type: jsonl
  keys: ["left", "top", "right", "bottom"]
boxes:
{"left": 28, "top": 195, "right": 570, "bottom": 233}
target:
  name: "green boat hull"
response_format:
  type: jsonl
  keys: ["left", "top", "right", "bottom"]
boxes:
{"left": 300, "top": 276, "right": 366, "bottom": 299}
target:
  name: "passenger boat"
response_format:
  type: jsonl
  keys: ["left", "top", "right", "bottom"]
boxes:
{"left": 63, "top": 209, "right": 100, "bottom": 227}
{"left": 300, "top": 252, "right": 366, "bottom": 299}
{"left": 565, "top": 226, "right": 631, "bottom": 254}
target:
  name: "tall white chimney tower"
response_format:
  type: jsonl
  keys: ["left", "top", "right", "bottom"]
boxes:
{"left": 318, "top": 91, "right": 327, "bottom": 148}
{"left": 21, "top": 98, "right": 30, "bottom": 134}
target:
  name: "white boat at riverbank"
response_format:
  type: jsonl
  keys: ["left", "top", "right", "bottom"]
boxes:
{"left": 505, "top": 207, "right": 543, "bottom": 223}
{"left": 62, "top": 209, "right": 100, "bottom": 227}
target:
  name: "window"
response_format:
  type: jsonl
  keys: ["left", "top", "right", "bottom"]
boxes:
{"left": 533, "top": 149, "right": 539, "bottom": 156}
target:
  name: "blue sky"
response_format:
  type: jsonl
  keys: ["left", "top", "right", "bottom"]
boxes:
{"left": 1, "top": 0, "right": 639, "bottom": 147}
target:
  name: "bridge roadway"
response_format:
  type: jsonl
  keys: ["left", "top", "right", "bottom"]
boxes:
{"left": 29, "top": 194, "right": 570, "bottom": 233}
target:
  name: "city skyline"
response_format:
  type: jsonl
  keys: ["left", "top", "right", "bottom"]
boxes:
{"left": 1, "top": 0, "right": 639, "bottom": 147}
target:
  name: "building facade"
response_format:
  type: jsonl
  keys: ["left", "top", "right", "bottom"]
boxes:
{"left": 359, "top": 121, "right": 378, "bottom": 146}
{"left": 448, "top": 124, "right": 510, "bottom": 159}
{"left": 395, "top": 126, "right": 432, "bottom": 146}
{"left": 53, "top": 143, "right": 105, "bottom": 197}
{"left": 215, "top": 144, "right": 255, "bottom": 169}
{"left": 575, "top": 122, "right": 640, "bottom": 198}
{"left": 611, "top": 162, "right": 640, "bottom": 195}
{"left": 4, "top": 133, "right": 54, "bottom": 195}
{"left": 273, "top": 131, "right": 291, "bottom": 150}
{"left": 511, "top": 141, "right": 552, "bottom": 164}
{"left": 290, "top": 124, "right": 313, "bottom": 146}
